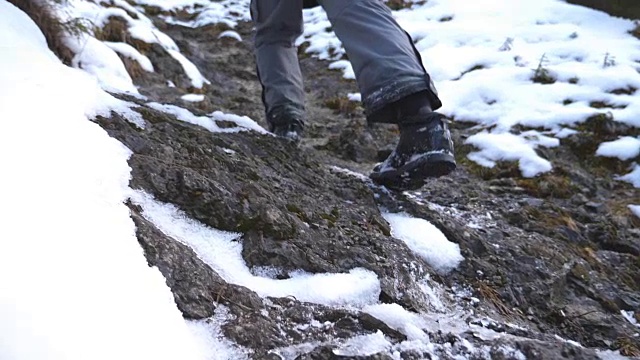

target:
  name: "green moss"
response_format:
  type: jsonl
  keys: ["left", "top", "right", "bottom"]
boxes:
{"left": 236, "top": 217, "right": 258, "bottom": 232}
{"left": 569, "top": 263, "right": 591, "bottom": 282}
{"left": 287, "top": 203, "right": 311, "bottom": 223}
{"left": 516, "top": 173, "right": 578, "bottom": 198}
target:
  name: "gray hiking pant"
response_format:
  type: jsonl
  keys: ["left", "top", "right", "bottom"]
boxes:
{"left": 250, "top": 0, "right": 442, "bottom": 124}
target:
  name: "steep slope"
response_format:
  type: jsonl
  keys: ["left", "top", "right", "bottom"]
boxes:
{"left": 4, "top": 0, "right": 639, "bottom": 359}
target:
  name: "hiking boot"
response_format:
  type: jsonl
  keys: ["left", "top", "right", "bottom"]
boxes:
{"left": 370, "top": 112, "right": 456, "bottom": 190}
{"left": 268, "top": 107, "right": 304, "bottom": 143}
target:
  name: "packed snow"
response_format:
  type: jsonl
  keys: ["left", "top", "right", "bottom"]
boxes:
{"left": 186, "top": 306, "right": 249, "bottom": 360}
{"left": 182, "top": 93, "right": 206, "bottom": 102}
{"left": 104, "top": 41, "right": 155, "bottom": 72}
{"left": 364, "top": 304, "right": 430, "bottom": 341}
{"left": 597, "top": 136, "right": 640, "bottom": 161}
{"left": 0, "top": 2, "right": 212, "bottom": 359}
{"left": 382, "top": 212, "right": 464, "bottom": 273}
{"left": 57, "top": 0, "right": 209, "bottom": 90}
{"left": 621, "top": 310, "right": 640, "bottom": 328}
{"left": 219, "top": 30, "right": 243, "bottom": 41}
{"left": 147, "top": 102, "right": 268, "bottom": 133}
{"left": 130, "top": 190, "right": 382, "bottom": 307}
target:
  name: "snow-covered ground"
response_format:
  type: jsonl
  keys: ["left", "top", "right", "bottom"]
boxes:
{"left": 301, "top": 0, "right": 640, "bottom": 184}
{"left": 2, "top": 0, "right": 638, "bottom": 358}
{"left": 0, "top": 2, "right": 216, "bottom": 359}
{"left": 55, "top": 0, "right": 640, "bottom": 202}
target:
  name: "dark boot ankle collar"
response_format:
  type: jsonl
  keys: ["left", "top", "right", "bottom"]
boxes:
{"left": 398, "top": 112, "right": 446, "bottom": 129}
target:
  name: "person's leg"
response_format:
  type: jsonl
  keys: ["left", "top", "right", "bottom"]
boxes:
{"left": 317, "top": 0, "right": 441, "bottom": 122}
{"left": 251, "top": 0, "right": 305, "bottom": 141}
{"left": 318, "top": 0, "right": 455, "bottom": 189}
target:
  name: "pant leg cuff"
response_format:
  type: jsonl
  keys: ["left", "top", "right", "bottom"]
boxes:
{"left": 364, "top": 77, "right": 443, "bottom": 124}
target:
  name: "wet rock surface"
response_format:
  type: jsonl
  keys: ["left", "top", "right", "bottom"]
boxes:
{"left": 86, "top": 3, "right": 639, "bottom": 359}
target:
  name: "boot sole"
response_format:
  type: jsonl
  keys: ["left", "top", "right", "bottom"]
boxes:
{"left": 370, "top": 152, "right": 456, "bottom": 191}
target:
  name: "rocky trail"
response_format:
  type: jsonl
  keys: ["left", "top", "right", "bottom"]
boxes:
{"left": 31, "top": 0, "right": 640, "bottom": 358}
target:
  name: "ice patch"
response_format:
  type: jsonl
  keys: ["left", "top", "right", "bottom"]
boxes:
{"left": 597, "top": 349, "right": 632, "bottom": 360}
{"left": 364, "top": 304, "right": 429, "bottom": 342}
{"left": 130, "top": 191, "right": 381, "bottom": 307}
{"left": 187, "top": 306, "right": 248, "bottom": 360}
{"left": 629, "top": 205, "right": 640, "bottom": 219}
{"left": 382, "top": 212, "right": 463, "bottom": 273}
{"left": 333, "top": 332, "right": 392, "bottom": 357}
{"left": 621, "top": 310, "right": 639, "bottom": 328}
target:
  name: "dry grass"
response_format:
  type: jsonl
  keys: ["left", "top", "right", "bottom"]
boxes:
{"left": 631, "top": 22, "right": 640, "bottom": 40}
{"left": 385, "top": 0, "right": 426, "bottom": 10}
{"left": 324, "top": 97, "right": 359, "bottom": 117}
{"left": 477, "top": 281, "right": 512, "bottom": 316}
{"left": 615, "top": 337, "right": 640, "bottom": 357}
{"left": 93, "top": 16, "right": 129, "bottom": 43}
{"left": 516, "top": 173, "right": 577, "bottom": 199}
{"left": 7, "top": 0, "right": 74, "bottom": 64}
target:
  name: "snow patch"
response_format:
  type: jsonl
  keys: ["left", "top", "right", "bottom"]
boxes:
{"left": 617, "top": 163, "right": 640, "bottom": 187}
{"left": 182, "top": 94, "right": 206, "bottom": 102}
{"left": 621, "top": 310, "right": 639, "bottom": 328}
{"left": 466, "top": 131, "right": 555, "bottom": 177}
{"left": 130, "top": 191, "right": 382, "bottom": 307}
{"left": 596, "top": 136, "right": 640, "bottom": 161}
{"left": 219, "top": 30, "right": 242, "bottom": 41}
{"left": 104, "top": 41, "right": 154, "bottom": 72}
{"left": 382, "top": 212, "right": 463, "bottom": 273}
{"left": 0, "top": 3, "right": 205, "bottom": 359}
{"left": 364, "top": 304, "right": 429, "bottom": 342}
{"left": 187, "top": 306, "right": 249, "bottom": 360}
{"left": 333, "top": 332, "right": 391, "bottom": 357}
{"left": 146, "top": 102, "right": 267, "bottom": 133}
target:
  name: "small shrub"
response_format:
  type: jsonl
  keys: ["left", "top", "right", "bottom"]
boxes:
{"left": 603, "top": 52, "right": 616, "bottom": 68}
{"left": 631, "top": 21, "right": 640, "bottom": 39}
{"left": 532, "top": 54, "right": 556, "bottom": 84}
